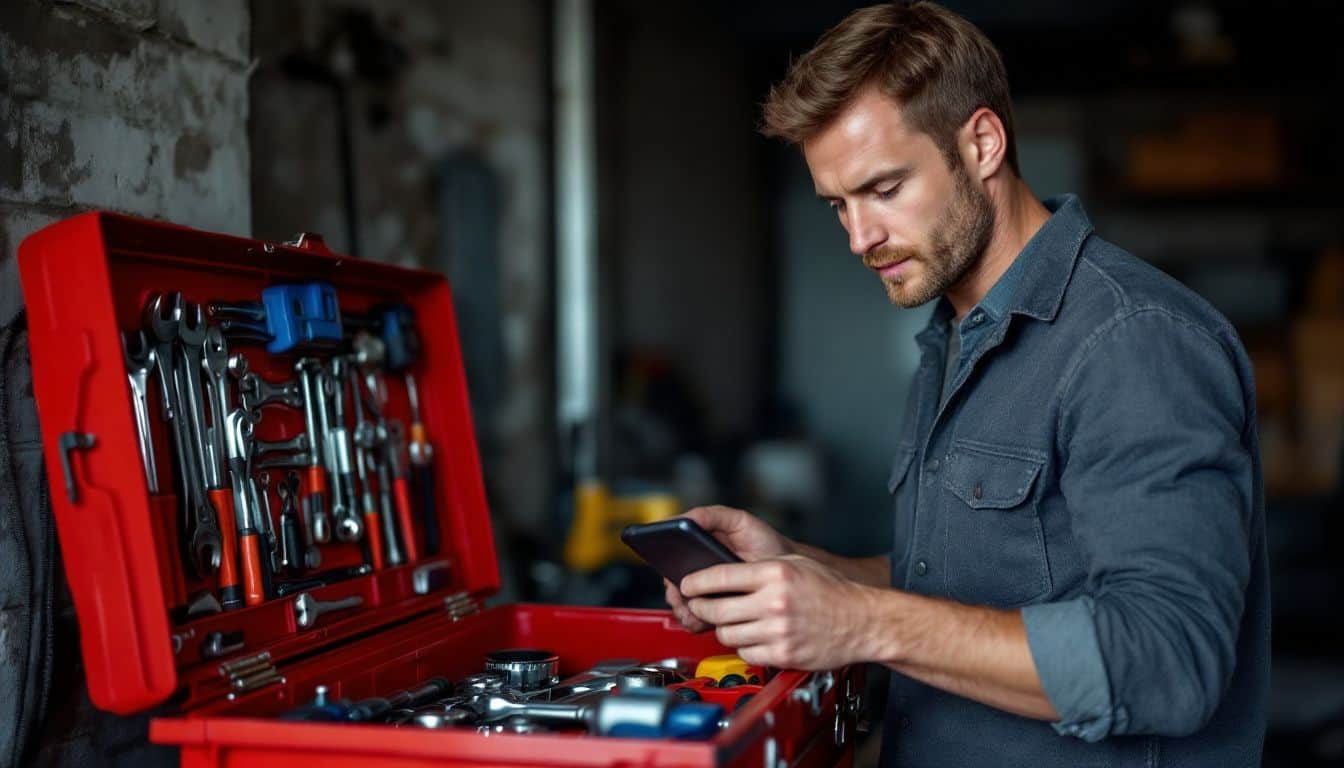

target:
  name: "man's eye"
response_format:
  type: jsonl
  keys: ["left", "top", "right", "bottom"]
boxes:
{"left": 829, "top": 200, "right": 846, "bottom": 213}
{"left": 877, "top": 184, "right": 901, "bottom": 200}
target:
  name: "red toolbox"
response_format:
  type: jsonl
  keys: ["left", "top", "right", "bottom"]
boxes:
{"left": 16, "top": 212, "right": 864, "bottom": 768}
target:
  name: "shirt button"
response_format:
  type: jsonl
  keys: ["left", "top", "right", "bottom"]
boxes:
{"left": 914, "top": 560, "right": 928, "bottom": 576}
{"left": 926, "top": 458, "right": 941, "bottom": 473}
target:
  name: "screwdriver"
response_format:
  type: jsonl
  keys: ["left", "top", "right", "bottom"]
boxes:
{"left": 404, "top": 372, "right": 440, "bottom": 556}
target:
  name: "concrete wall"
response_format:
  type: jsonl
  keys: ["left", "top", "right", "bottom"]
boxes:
{"left": 0, "top": 0, "right": 251, "bottom": 268}
{"left": 249, "top": 0, "right": 552, "bottom": 550}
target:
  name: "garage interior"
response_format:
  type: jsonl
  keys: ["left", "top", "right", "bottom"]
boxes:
{"left": 2, "top": 1, "right": 1343, "bottom": 765}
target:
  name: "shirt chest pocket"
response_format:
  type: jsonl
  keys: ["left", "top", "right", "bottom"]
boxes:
{"left": 887, "top": 446, "right": 918, "bottom": 584}
{"left": 941, "top": 440, "right": 1052, "bottom": 607}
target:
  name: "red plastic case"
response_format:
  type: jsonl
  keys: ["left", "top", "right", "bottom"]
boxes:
{"left": 17, "top": 212, "right": 863, "bottom": 768}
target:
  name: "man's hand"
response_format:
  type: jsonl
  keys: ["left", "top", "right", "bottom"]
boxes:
{"left": 679, "top": 555, "right": 875, "bottom": 670}
{"left": 663, "top": 506, "right": 795, "bottom": 633}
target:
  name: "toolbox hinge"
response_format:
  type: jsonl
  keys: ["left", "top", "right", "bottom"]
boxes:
{"left": 219, "top": 651, "right": 285, "bottom": 700}
{"left": 443, "top": 591, "right": 481, "bottom": 622}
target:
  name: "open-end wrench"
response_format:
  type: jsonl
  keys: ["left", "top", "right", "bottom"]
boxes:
{"left": 325, "top": 359, "right": 363, "bottom": 543}
{"left": 201, "top": 327, "right": 243, "bottom": 609}
{"left": 175, "top": 301, "right": 225, "bottom": 579}
{"left": 349, "top": 369, "right": 386, "bottom": 569}
{"left": 121, "top": 330, "right": 159, "bottom": 493}
{"left": 145, "top": 294, "right": 221, "bottom": 578}
{"left": 254, "top": 469, "right": 280, "bottom": 579}
{"left": 294, "top": 359, "right": 331, "bottom": 543}
{"left": 225, "top": 408, "right": 267, "bottom": 606}
{"left": 292, "top": 592, "right": 364, "bottom": 629}
{"left": 253, "top": 433, "right": 310, "bottom": 457}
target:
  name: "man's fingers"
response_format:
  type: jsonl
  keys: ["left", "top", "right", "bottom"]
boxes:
{"left": 685, "top": 593, "right": 758, "bottom": 626}
{"left": 680, "top": 561, "right": 771, "bottom": 598}
{"left": 714, "top": 618, "right": 779, "bottom": 649}
{"left": 681, "top": 505, "right": 744, "bottom": 537}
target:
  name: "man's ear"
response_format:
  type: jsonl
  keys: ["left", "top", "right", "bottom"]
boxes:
{"left": 961, "top": 107, "right": 1008, "bottom": 182}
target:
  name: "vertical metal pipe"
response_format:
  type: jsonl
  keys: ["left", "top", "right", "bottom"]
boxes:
{"left": 554, "top": 0, "right": 599, "bottom": 481}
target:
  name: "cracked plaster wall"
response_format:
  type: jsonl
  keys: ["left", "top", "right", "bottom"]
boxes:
{"left": 0, "top": 0, "right": 251, "bottom": 269}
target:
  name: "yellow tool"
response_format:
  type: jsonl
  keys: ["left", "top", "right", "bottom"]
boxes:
{"left": 562, "top": 480, "right": 679, "bottom": 572}
{"left": 694, "top": 655, "right": 763, "bottom": 688}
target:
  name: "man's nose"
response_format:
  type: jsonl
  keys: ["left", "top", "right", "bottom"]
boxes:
{"left": 847, "top": 208, "right": 886, "bottom": 256}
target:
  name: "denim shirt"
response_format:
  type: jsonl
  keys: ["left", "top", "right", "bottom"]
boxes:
{"left": 881, "top": 196, "right": 1269, "bottom": 768}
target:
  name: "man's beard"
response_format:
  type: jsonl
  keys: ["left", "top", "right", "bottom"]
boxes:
{"left": 863, "top": 167, "right": 994, "bottom": 308}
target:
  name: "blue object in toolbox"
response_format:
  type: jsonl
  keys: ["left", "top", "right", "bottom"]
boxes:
{"left": 379, "top": 303, "right": 421, "bottom": 372}
{"left": 261, "top": 282, "right": 343, "bottom": 354}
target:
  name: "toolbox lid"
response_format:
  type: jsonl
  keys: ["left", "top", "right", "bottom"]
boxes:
{"left": 17, "top": 212, "right": 500, "bottom": 714}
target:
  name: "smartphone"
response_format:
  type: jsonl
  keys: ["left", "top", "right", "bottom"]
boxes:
{"left": 621, "top": 518, "right": 743, "bottom": 590}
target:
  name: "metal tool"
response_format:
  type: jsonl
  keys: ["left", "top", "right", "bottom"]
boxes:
{"left": 345, "top": 677, "right": 454, "bottom": 723}
{"left": 200, "top": 631, "right": 245, "bottom": 661}
{"left": 254, "top": 470, "right": 281, "bottom": 580}
{"left": 121, "top": 330, "right": 159, "bottom": 493}
{"left": 208, "top": 300, "right": 267, "bottom": 323}
{"left": 145, "top": 293, "right": 222, "bottom": 579}
{"left": 324, "top": 359, "right": 363, "bottom": 543}
{"left": 411, "top": 560, "right": 451, "bottom": 594}
{"left": 385, "top": 421, "right": 419, "bottom": 561}
{"left": 236, "top": 368, "right": 304, "bottom": 413}
{"left": 391, "top": 706, "right": 477, "bottom": 730}
{"left": 202, "top": 327, "right": 244, "bottom": 609}
{"left": 484, "top": 649, "right": 561, "bottom": 692}
{"left": 294, "top": 358, "right": 331, "bottom": 543}
{"left": 348, "top": 368, "right": 388, "bottom": 568}
{"left": 404, "top": 372, "right": 440, "bottom": 556}
{"left": 225, "top": 408, "right": 268, "bottom": 606}
{"left": 276, "top": 470, "right": 313, "bottom": 575}
{"left": 292, "top": 591, "right": 363, "bottom": 629}
{"left": 272, "top": 564, "right": 371, "bottom": 597}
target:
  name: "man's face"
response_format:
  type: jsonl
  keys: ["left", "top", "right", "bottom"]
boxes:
{"left": 803, "top": 88, "right": 993, "bottom": 308}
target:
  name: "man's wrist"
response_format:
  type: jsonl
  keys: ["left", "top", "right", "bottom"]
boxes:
{"left": 856, "top": 584, "right": 916, "bottom": 665}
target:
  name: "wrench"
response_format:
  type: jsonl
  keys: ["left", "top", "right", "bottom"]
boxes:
{"left": 325, "top": 359, "right": 363, "bottom": 543}
{"left": 201, "top": 327, "right": 244, "bottom": 609}
{"left": 348, "top": 369, "right": 385, "bottom": 569}
{"left": 292, "top": 592, "right": 364, "bottom": 629}
{"left": 175, "top": 300, "right": 225, "bottom": 578}
{"left": 225, "top": 408, "right": 269, "bottom": 606}
{"left": 237, "top": 370, "right": 304, "bottom": 413}
{"left": 121, "top": 330, "right": 159, "bottom": 493}
{"left": 295, "top": 359, "right": 332, "bottom": 543}
{"left": 253, "top": 433, "right": 310, "bottom": 456}
{"left": 145, "top": 294, "right": 221, "bottom": 577}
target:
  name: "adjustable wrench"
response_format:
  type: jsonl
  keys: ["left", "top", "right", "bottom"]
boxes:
{"left": 121, "top": 330, "right": 159, "bottom": 493}
{"left": 295, "top": 358, "right": 331, "bottom": 543}
{"left": 145, "top": 294, "right": 221, "bottom": 578}
{"left": 325, "top": 358, "right": 363, "bottom": 544}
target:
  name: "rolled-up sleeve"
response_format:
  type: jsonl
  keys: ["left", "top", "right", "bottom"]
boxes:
{"left": 1025, "top": 308, "right": 1254, "bottom": 741}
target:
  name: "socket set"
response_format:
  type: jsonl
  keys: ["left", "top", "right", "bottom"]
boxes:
{"left": 18, "top": 213, "right": 863, "bottom": 768}
{"left": 279, "top": 651, "right": 767, "bottom": 740}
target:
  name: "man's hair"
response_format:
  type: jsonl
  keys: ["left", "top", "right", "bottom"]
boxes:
{"left": 761, "top": 1, "right": 1019, "bottom": 174}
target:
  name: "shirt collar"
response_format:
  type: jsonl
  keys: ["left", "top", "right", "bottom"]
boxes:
{"left": 916, "top": 193, "right": 1093, "bottom": 347}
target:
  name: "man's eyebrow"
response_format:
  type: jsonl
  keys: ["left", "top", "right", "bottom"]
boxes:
{"left": 815, "top": 166, "right": 911, "bottom": 199}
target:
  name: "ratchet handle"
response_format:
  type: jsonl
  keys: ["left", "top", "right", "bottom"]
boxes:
{"left": 413, "top": 463, "right": 440, "bottom": 556}
{"left": 392, "top": 476, "right": 419, "bottom": 562}
{"left": 238, "top": 528, "right": 267, "bottom": 606}
{"left": 210, "top": 487, "right": 243, "bottom": 610}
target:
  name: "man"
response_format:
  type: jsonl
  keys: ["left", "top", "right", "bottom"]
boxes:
{"left": 663, "top": 3, "right": 1269, "bottom": 766}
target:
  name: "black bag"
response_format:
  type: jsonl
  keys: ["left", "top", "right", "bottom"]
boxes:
{"left": 1, "top": 260, "right": 173, "bottom": 768}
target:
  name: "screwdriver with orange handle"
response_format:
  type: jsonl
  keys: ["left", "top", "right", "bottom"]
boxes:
{"left": 404, "top": 372, "right": 441, "bottom": 556}
{"left": 385, "top": 421, "right": 420, "bottom": 562}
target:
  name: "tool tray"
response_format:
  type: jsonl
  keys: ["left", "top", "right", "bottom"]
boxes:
{"left": 17, "top": 212, "right": 861, "bottom": 768}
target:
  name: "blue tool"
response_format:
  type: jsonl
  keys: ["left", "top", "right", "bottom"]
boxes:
{"left": 260, "top": 282, "right": 344, "bottom": 354}
{"left": 378, "top": 303, "right": 420, "bottom": 372}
